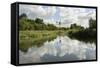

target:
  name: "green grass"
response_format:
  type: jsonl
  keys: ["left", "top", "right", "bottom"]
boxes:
{"left": 19, "top": 29, "right": 96, "bottom": 52}
{"left": 19, "top": 30, "right": 59, "bottom": 52}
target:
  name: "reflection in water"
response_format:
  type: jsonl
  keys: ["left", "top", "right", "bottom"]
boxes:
{"left": 19, "top": 36, "right": 96, "bottom": 64}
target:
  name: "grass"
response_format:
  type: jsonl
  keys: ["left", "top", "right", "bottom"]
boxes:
{"left": 19, "top": 30, "right": 59, "bottom": 52}
{"left": 19, "top": 29, "right": 96, "bottom": 52}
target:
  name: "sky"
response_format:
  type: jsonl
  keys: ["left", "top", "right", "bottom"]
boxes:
{"left": 19, "top": 4, "right": 96, "bottom": 28}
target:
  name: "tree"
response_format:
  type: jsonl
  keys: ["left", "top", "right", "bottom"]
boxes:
{"left": 19, "top": 17, "right": 61, "bottom": 30}
{"left": 89, "top": 18, "right": 96, "bottom": 29}
{"left": 19, "top": 13, "right": 27, "bottom": 19}
{"left": 70, "top": 23, "right": 84, "bottom": 30}
{"left": 70, "top": 23, "right": 77, "bottom": 29}
{"left": 60, "top": 27, "right": 67, "bottom": 30}
{"left": 47, "top": 24, "right": 57, "bottom": 30}
{"left": 35, "top": 18, "right": 43, "bottom": 24}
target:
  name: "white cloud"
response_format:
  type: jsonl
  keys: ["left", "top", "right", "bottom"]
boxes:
{"left": 59, "top": 7, "right": 96, "bottom": 27}
{"left": 19, "top": 4, "right": 96, "bottom": 28}
{"left": 19, "top": 4, "right": 56, "bottom": 20}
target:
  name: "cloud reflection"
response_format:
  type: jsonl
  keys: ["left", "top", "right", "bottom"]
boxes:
{"left": 19, "top": 36, "right": 96, "bottom": 64}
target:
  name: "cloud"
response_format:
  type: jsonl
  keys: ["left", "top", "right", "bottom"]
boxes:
{"left": 19, "top": 4, "right": 56, "bottom": 20}
{"left": 59, "top": 7, "right": 96, "bottom": 27}
{"left": 19, "top": 4, "right": 96, "bottom": 28}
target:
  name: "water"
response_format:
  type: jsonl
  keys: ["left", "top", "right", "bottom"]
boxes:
{"left": 19, "top": 36, "right": 96, "bottom": 64}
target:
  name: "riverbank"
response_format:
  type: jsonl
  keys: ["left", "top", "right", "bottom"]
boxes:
{"left": 19, "top": 30, "right": 58, "bottom": 52}
{"left": 67, "top": 29, "right": 96, "bottom": 43}
{"left": 19, "top": 29, "right": 96, "bottom": 52}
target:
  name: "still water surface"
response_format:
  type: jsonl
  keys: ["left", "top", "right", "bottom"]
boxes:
{"left": 19, "top": 36, "right": 96, "bottom": 64}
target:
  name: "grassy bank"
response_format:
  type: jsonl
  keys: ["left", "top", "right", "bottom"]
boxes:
{"left": 19, "top": 30, "right": 58, "bottom": 52}
{"left": 19, "top": 29, "right": 96, "bottom": 52}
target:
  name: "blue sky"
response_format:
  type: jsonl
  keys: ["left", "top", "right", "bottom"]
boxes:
{"left": 19, "top": 4, "right": 96, "bottom": 28}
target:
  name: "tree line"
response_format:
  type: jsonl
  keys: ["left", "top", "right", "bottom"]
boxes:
{"left": 19, "top": 14, "right": 59, "bottom": 30}
{"left": 19, "top": 13, "right": 96, "bottom": 31}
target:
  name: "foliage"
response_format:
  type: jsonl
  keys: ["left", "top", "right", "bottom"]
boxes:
{"left": 19, "top": 13, "right": 97, "bottom": 48}
{"left": 19, "top": 13, "right": 27, "bottom": 19}
{"left": 19, "top": 14, "right": 60, "bottom": 30}
{"left": 67, "top": 18, "right": 97, "bottom": 43}
{"left": 70, "top": 23, "right": 84, "bottom": 30}
{"left": 89, "top": 18, "right": 96, "bottom": 29}
{"left": 35, "top": 18, "right": 44, "bottom": 24}
{"left": 19, "top": 31, "right": 58, "bottom": 52}
{"left": 19, "top": 18, "right": 35, "bottom": 30}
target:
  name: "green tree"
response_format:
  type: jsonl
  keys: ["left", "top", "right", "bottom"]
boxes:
{"left": 70, "top": 23, "right": 84, "bottom": 30}
{"left": 35, "top": 18, "right": 43, "bottom": 24}
{"left": 47, "top": 24, "right": 57, "bottom": 30}
{"left": 19, "top": 13, "right": 27, "bottom": 19}
{"left": 70, "top": 23, "right": 77, "bottom": 29}
{"left": 89, "top": 18, "right": 96, "bottom": 29}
